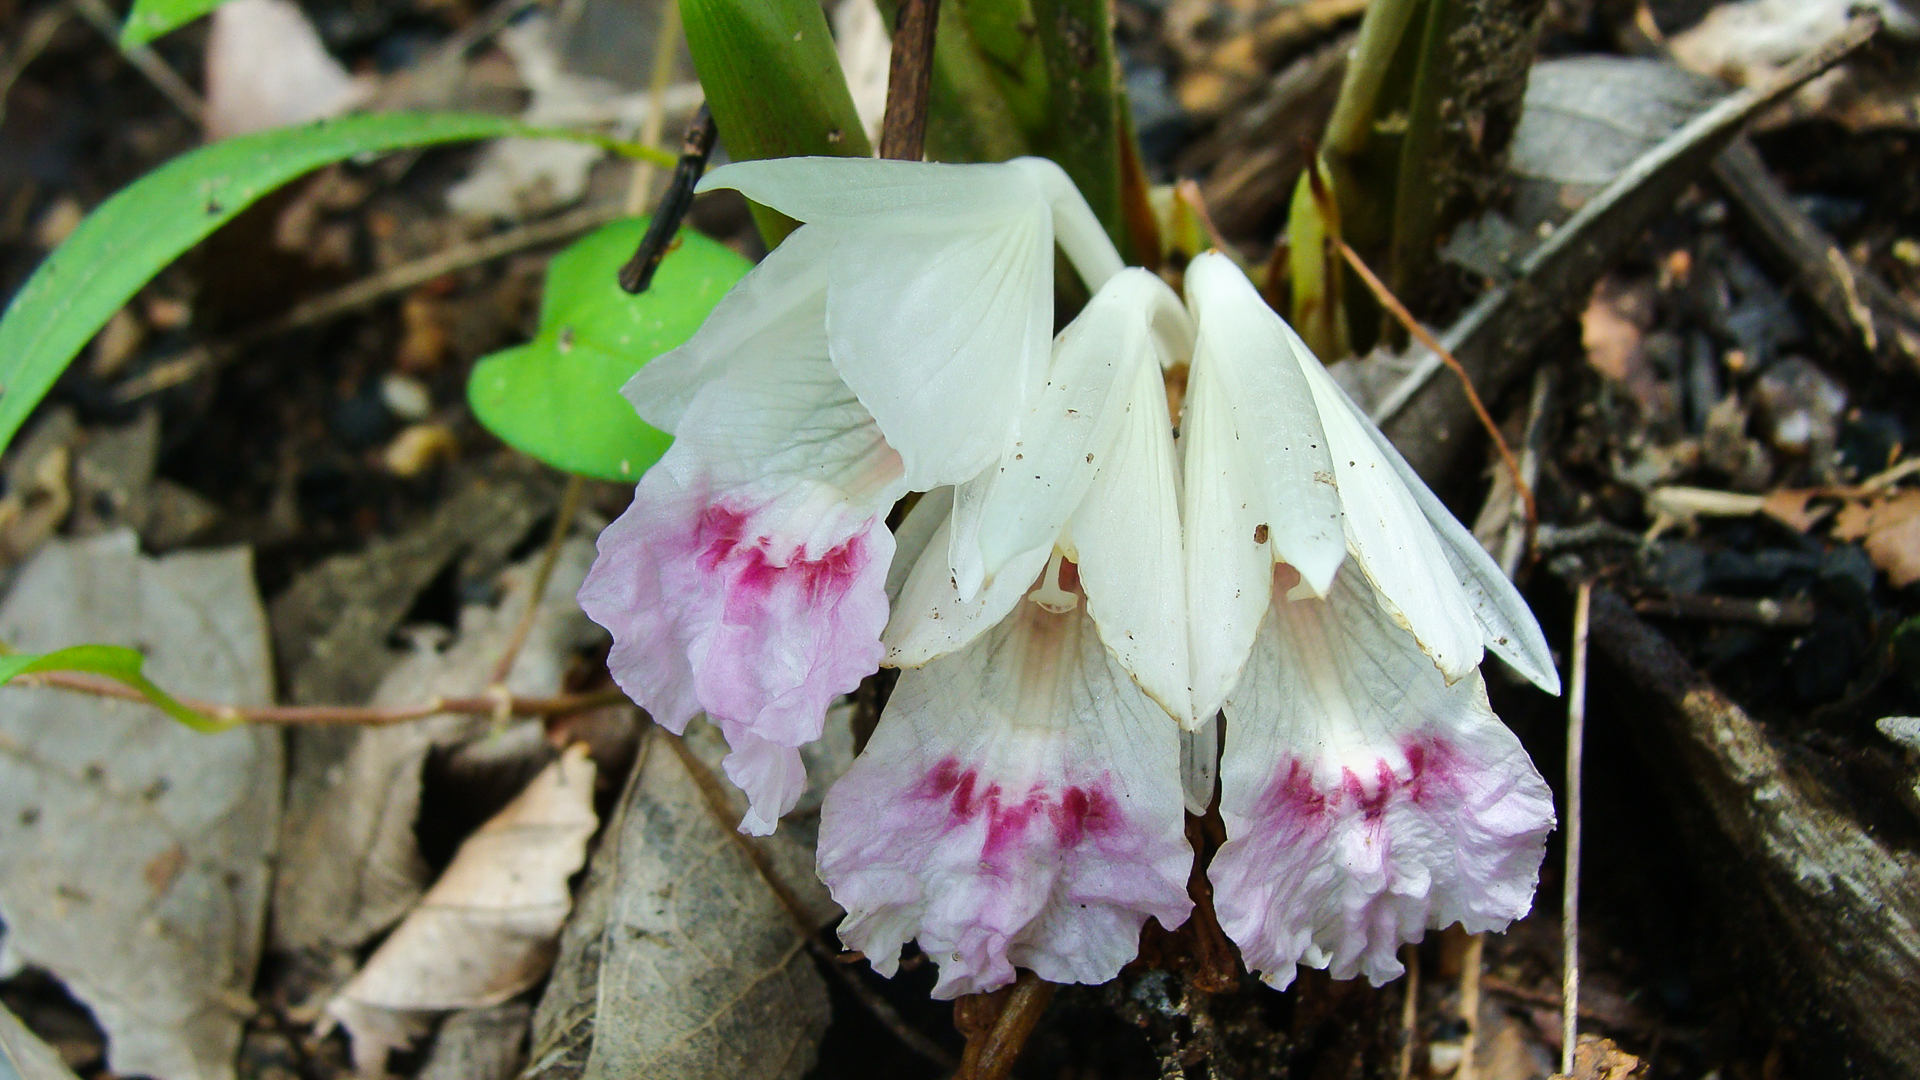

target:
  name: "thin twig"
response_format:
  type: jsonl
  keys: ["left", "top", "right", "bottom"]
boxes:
{"left": 1397, "top": 945, "right": 1420, "bottom": 1080}
{"left": 117, "top": 199, "right": 630, "bottom": 402}
{"left": 0, "top": 1, "right": 73, "bottom": 126}
{"left": 1563, "top": 581, "right": 1593, "bottom": 1076}
{"left": 71, "top": 0, "right": 205, "bottom": 123}
{"left": 877, "top": 0, "right": 939, "bottom": 161}
{"left": 487, "top": 473, "right": 587, "bottom": 687}
{"left": 960, "top": 971, "right": 1054, "bottom": 1080}
{"left": 1458, "top": 933, "right": 1484, "bottom": 1080}
{"left": 619, "top": 105, "right": 716, "bottom": 294}
{"left": 1337, "top": 237, "right": 1537, "bottom": 539}
{"left": 14, "top": 670, "right": 627, "bottom": 726}
{"left": 662, "top": 733, "right": 959, "bottom": 1073}
{"left": 623, "top": 0, "right": 684, "bottom": 216}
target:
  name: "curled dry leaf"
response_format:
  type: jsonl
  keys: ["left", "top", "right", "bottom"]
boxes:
{"left": 1833, "top": 489, "right": 1920, "bottom": 586}
{"left": 0, "top": 531, "right": 280, "bottom": 1080}
{"left": 327, "top": 744, "right": 599, "bottom": 1072}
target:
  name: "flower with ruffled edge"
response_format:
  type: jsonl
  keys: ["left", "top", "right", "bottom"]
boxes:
{"left": 579, "top": 157, "right": 1126, "bottom": 834}
{"left": 817, "top": 268, "right": 1198, "bottom": 997}
{"left": 1179, "top": 251, "right": 1560, "bottom": 989}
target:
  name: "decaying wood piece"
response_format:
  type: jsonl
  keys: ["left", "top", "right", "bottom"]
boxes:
{"left": 1585, "top": 590, "right": 1920, "bottom": 1079}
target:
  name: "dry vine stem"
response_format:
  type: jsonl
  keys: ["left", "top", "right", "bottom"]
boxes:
{"left": 1336, "top": 237, "right": 1537, "bottom": 543}
{"left": 13, "top": 670, "right": 627, "bottom": 726}
{"left": 1563, "top": 581, "right": 1592, "bottom": 1076}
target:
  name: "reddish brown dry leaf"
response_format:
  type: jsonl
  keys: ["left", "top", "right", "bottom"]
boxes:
{"left": 1762, "top": 488, "right": 1836, "bottom": 532}
{"left": 1832, "top": 489, "right": 1920, "bottom": 586}
{"left": 1551, "top": 1035, "right": 1647, "bottom": 1080}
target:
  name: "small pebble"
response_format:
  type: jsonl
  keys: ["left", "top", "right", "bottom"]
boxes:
{"left": 379, "top": 373, "right": 433, "bottom": 421}
{"left": 382, "top": 423, "right": 459, "bottom": 477}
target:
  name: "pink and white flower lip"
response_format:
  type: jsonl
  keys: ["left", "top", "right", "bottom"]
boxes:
{"left": 1208, "top": 565, "right": 1556, "bottom": 989}
{"left": 818, "top": 567, "right": 1193, "bottom": 999}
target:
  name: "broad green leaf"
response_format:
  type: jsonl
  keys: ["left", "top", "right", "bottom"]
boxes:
{"left": 0, "top": 112, "right": 672, "bottom": 457}
{"left": 0, "top": 644, "right": 227, "bottom": 731}
{"left": 120, "top": 0, "right": 233, "bottom": 46}
{"left": 1028, "top": 0, "right": 1138, "bottom": 258}
{"left": 681, "top": 0, "right": 871, "bottom": 243}
{"left": 468, "top": 218, "right": 752, "bottom": 482}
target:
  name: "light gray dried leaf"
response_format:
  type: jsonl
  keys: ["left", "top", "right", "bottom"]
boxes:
{"left": 0, "top": 1003, "right": 83, "bottom": 1080}
{"left": 1512, "top": 58, "right": 1725, "bottom": 186}
{"left": 524, "top": 726, "right": 836, "bottom": 1080}
{"left": 416, "top": 1003, "right": 531, "bottom": 1080}
{"left": 272, "top": 538, "right": 601, "bottom": 954}
{"left": 329, "top": 745, "right": 598, "bottom": 1072}
{"left": 0, "top": 531, "right": 281, "bottom": 1080}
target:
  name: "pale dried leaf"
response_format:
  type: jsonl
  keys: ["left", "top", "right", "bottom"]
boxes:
{"left": 1672, "top": 0, "right": 1918, "bottom": 88}
{"left": 273, "top": 539, "right": 601, "bottom": 953}
{"left": 329, "top": 745, "right": 599, "bottom": 1070}
{"left": 1514, "top": 58, "right": 1724, "bottom": 187}
{"left": 0, "top": 1003, "right": 83, "bottom": 1080}
{"left": 0, "top": 532, "right": 280, "bottom": 1080}
{"left": 416, "top": 1004, "right": 531, "bottom": 1080}
{"left": 1761, "top": 488, "right": 1834, "bottom": 532}
{"left": 523, "top": 724, "right": 837, "bottom": 1080}
{"left": 1551, "top": 1034, "right": 1647, "bottom": 1080}
{"left": 1831, "top": 489, "right": 1920, "bottom": 585}
{"left": 205, "top": 0, "right": 369, "bottom": 140}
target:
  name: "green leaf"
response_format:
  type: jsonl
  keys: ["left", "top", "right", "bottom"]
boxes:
{"left": 0, "top": 644, "right": 228, "bottom": 732}
{"left": 468, "top": 218, "right": 752, "bottom": 482}
{"left": 119, "top": 0, "right": 233, "bottom": 46}
{"left": 0, "top": 112, "right": 672, "bottom": 457}
{"left": 1028, "top": 0, "right": 1134, "bottom": 257}
{"left": 681, "top": 0, "right": 872, "bottom": 243}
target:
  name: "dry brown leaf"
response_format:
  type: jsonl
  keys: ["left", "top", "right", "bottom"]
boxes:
{"left": 1762, "top": 488, "right": 1836, "bottom": 531}
{"left": 1550, "top": 1035, "right": 1647, "bottom": 1080}
{"left": 1832, "top": 489, "right": 1920, "bottom": 585}
{"left": 327, "top": 744, "right": 599, "bottom": 1072}
{"left": 204, "top": 0, "right": 369, "bottom": 139}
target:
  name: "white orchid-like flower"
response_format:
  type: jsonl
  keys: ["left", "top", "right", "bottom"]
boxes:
{"left": 1179, "top": 252, "right": 1559, "bottom": 988}
{"left": 578, "top": 156, "right": 1125, "bottom": 834}
{"left": 818, "top": 269, "right": 1196, "bottom": 997}
{"left": 582, "top": 157, "right": 1562, "bottom": 1001}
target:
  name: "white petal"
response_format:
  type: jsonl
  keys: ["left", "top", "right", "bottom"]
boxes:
{"left": 886, "top": 488, "right": 952, "bottom": 605}
{"left": 1181, "top": 714, "right": 1219, "bottom": 816}
{"left": 701, "top": 156, "right": 1052, "bottom": 229}
{"left": 1183, "top": 253, "right": 1345, "bottom": 594}
{"left": 621, "top": 224, "right": 836, "bottom": 433}
{"left": 884, "top": 513, "right": 1051, "bottom": 669}
{"left": 1339, "top": 394, "right": 1562, "bottom": 695}
{"left": 825, "top": 216, "right": 1054, "bottom": 487}
{"left": 1071, "top": 322, "right": 1194, "bottom": 725}
{"left": 1210, "top": 566, "right": 1556, "bottom": 989}
{"left": 952, "top": 269, "right": 1185, "bottom": 602}
{"left": 667, "top": 341, "right": 907, "bottom": 531}
{"left": 819, "top": 596, "right": 1192, "bottom": 998}
{"left": 1294, "top": 351, "right": 1483, "bottom": 681}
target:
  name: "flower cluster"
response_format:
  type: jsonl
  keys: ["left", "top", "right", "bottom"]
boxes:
{"left": 579, "top": 156, "right": 1560, "bottom": 998}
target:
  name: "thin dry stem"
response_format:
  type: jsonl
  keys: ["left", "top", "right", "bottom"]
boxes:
{"left": 72, "top": 0, "right": 205, "bottom": 123}
{"left": 487, "top": 473, "right": 587, "bottom": 687}
{"left": 877, "top": 0, "right": 939, "bottom": 161}
{"left": 1336, "top": 237, "right": 1536, "bottom": 540}
{"left": 1397, "top": 945, "right": 1421, "bottom": 1080}
{"left": 1562, "top": 582, "right": 1592, "bottom": 1074}
{"left": 15, "top": 671, "right": 626, "bottom": 726}
{"left": 623, "top": 0, "right": 684, "bottom": 215}
{"left": 1458, "top": 933, "right": 1485, "bottom": 1080}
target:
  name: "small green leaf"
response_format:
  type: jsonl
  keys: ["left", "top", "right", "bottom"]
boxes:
{"left": 0, "top": 644, "right": 228, "bottom": 731}
{"left": 468, "top": 218, "right": 752, "bottom": 482}
{"left": 0, "top": 112, "right": 672, "bottom": 458}
{"left": 119, "top": 0, "right": 233, "bottom": 46}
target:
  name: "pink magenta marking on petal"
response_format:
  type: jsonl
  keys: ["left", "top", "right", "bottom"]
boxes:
{"left": 912, "top": 759, "right": 1124, "bottom": 861}
{"left": 1403, "top": 735, "right": 1463, "bottom": 806}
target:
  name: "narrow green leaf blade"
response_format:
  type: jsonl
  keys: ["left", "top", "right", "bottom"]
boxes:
{"left": 0, "top": 644, "right": 228, "bottom": 731}
{"left": 468, "top": 218, "right": 752, "bottom": 482}
{"left": 0, "top": 112, "right": 558, "bottom": 456}
{"left": 681, "top": 0, "right": 871, "bottom": 242}
{"left": 120, "top": 0, "right": 233, "bottom": 46}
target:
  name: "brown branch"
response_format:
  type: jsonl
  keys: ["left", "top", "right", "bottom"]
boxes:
{"left": 877, "top": 0, "right": 940, "bottom": 161}
{"left": 14, "top": 670, "right": 628, "bottom": 726}
{"left": 1335, "top": 237, "right": 1536, "bottom": 543}
{"left": 487, "top": 472, "right": 586, "bottom": 686}
{"left": 620, "top": 104, "right": 718, "bottom": 294}
{"left": 957, "top": 971, "right": 1054, "bottom": 1080}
